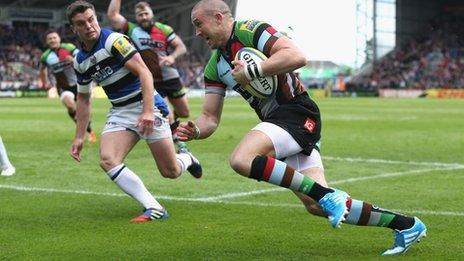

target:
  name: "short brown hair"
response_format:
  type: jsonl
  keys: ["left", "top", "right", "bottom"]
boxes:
{"left": 135, "top": 1, "right": 151, "bottom": 11}
{"left": 66, "top": 0, "right": 96, "bottom": 24}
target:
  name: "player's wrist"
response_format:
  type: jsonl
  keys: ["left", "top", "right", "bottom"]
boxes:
{"left": 193, "top": 125, "right": 200, "bottom": 139}
{"left": 243, "top": 62, "right": 263, "bottom": 80}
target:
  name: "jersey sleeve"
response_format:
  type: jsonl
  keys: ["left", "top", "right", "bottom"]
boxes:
{"left": 106, "top": 33, "right": 137, "bottom": 64}
{"left": 204, "top": 51, "right": 226, "bottom": 96}
{"left": 235, "top": 20, "right": 284, "bottom": 57}
{"left": 73, "top": 57, "right": 92, "bottom": 93}
{"left": 40, "top": 49, "right": 50, "bottom": 66}
{"left": 156, "top": 22, "right": 177, "bottom": 43}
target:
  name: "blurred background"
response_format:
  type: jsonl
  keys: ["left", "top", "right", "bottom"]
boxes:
{"left": 1, "top": 0, "right": 464, "bottom": 99}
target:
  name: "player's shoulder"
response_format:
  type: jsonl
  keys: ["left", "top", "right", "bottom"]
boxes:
{"left": 155, "top": 21, "right": 174, "bottom": 33}
{"left": 40, "top": 48, "right": 52, "bottom": 60}
{"left": 236, "top": 20, "right": 267, "bottom": 34}
{"left": 103, "top": 28, "right": 128, "bottom": 50}
{"left": 60, "top": 42, "right": 76, "bottom": 50}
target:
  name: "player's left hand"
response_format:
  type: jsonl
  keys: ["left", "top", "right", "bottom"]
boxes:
{"left": 231, "top": 60, "right": 250, "bottom": 87}
{"left": 70, "top": 138, "right": 84, "bottom": 162}
{"left": 137, "top": 111, "right": 154, "bottom": 136}
{"left": 159, "top": 55, "right": 175, "bottom": 66}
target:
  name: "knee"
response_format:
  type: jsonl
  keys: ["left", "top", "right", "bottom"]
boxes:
{"left": 159, "top": 165, "right": 181, "bottom": 179}
{"left": 99, "top": 155, "right": 120, "bottom": 172}
{"left": 229, "top": 153, "right": 251, "bottom": 176}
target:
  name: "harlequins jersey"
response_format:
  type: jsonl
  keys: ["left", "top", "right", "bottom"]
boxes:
{"left": 204, "top": 20, "right": 307, "bottom": 120}
{"left": 40, "top": 43, "right": 78, "bottom": 88}
{"left": 123, "top": 21, "right": 180, "bottom": 82}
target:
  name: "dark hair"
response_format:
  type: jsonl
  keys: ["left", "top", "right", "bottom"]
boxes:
{"left": 66, "top": 0, "right": 96, "bottom": 24}
{"left": 44, "top": 29, "right": 59, "bottom": 40}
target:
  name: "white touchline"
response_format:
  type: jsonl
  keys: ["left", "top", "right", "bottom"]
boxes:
{"left": 194, "top": 165, "right": 464, "bottom": 201}
{"left": 1, "top": 157, "right": 463, "bottom": 217}
{"left": 0, "top": 183, "right": 463, "bottom": 217}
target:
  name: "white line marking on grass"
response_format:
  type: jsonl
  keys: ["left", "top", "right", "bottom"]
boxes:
{"left": 324, "top": 156, "right": 464, "bottom": 168}
{"left": 194, "top": 165, "right": 464, "bottom": 201}
{"left": 1, "top": 184, "right": 463, "bottom": 217}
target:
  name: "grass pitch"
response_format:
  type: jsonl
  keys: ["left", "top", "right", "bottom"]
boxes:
{"left": 0, "top": 96, "right": 463, "bottom": 260}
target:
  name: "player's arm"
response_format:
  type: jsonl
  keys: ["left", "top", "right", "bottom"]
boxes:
{"left": 38, "top": 63, "right": 50, "bottom": 89}
{"left": 70, "top": 91, "right": 91, "bottom": 162}
{"left": 261, "top": 37, "right": 306, "bottom": 76}
{"left": 107, "top": 0, "right": 127, "bottom": 30}
{"left": 125, "top": 52, "right": 155, "bottom": 136}
{"left": 160, "top": 37, "right": 187, "bottom": 66}
{"left": 177, "top": 93, "right": 224, "bottom": 141}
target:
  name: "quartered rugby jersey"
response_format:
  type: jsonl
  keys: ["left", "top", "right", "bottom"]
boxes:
{"left": 204, "top": 20, "right": 307, "bottom": 120}
{"left": 123, "top": 21, "right": 180, "bottom": 82}
{"left": 40, "top": 43, "right": 78, "bottom": 88}
{"left": 73, "top": 28, "right": 142, "bottom": 106}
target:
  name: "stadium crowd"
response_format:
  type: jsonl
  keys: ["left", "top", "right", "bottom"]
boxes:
{"left": 0, "top": 23, "right": 205, "bottom": 91}
{"left": 350, "top": 15, "right": 464, "bottom": 91}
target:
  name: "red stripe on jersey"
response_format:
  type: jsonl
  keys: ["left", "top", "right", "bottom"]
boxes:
{"left": 205, "top": 79, "right": 226, "bottom": 88}
{"left": 262, "top": 157, "right": 276, "bottom": 182}
{"left": 230, "top": 42, "right": 245, "bottom": 60}
{"left": 265, "top": 26, "right": 277, "bottom": 35}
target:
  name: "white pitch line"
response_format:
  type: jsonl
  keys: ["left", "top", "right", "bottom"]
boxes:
{"left": 194, "top": 165, "right": 464, "bottom": 201}
{"left": 1, "top": 184, "right": 463, "bottom": 217}
{"left": 324, "top": 156, "right": 464, "bottom": 168}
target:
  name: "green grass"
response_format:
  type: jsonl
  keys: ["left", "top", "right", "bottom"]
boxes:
{"left": 0, "top": 97, "right": 463, "bottom": 260}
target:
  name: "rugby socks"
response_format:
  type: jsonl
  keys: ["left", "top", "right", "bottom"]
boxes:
{"left": 176, "top": 152, "right": 192, "bottom": 172}
{"left": 344, "top": 198, "right": 415, "bottom": 230}
{"left": 107, "top": 164, "right": 163, "bottom": 210}
{"left": 0, "top": 136, "right": 13, "bottom": 168}
{"left": 250, "top": 156, "right": 334, "bottom": 201}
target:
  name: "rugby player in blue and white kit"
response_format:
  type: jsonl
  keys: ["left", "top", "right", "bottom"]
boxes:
{"left": 66, "top": 0, "right": 202, "bottom": 223}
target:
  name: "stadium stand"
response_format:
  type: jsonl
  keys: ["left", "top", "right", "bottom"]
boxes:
{"left": 349, "top": 14, "right": 464, "bottom": 92}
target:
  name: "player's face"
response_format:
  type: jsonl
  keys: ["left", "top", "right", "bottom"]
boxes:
{"left": 46, "top": 32, "right": 61, "bottom": 49}
{"left": 135, "top": 7, "right": 154, "bottom": 29}
{"left": 191, "top": 9, "right": 224, "bottom": 49}
{"left": 71, "top": 8, "right": 100, "bottom": 43}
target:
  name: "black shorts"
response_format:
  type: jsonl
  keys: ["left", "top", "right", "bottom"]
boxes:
{"left": 155, "top": 78, "right": 186, "bottom": 99}
{"left": 58, "top": 85, "right": 78, "bottom": 101}
{"left": 264, "top": 94, "right": 321, "bottom": 156}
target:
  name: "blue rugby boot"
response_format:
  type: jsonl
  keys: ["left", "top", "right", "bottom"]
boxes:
{"left": 318, "top": 189, "right": 349, "bottom": 228}
{"left": 131, "top": 208, "right": 169, "bottom": 223}
{"left": 382, "top": 217, "right": 427, "bottom": 256}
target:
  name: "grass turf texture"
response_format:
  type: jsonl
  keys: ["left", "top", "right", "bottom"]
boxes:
{"left": 0, "top": 96, "right": 463, "bottom": 259}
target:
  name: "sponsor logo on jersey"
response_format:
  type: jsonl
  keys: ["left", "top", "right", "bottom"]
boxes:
{"left": 140, "top": 38, "right": 164, "bottom": 49}
{"left": 304, "top": 118, "right": 316, "bottom": 133}
{"left": 92, "top": 66, "right": 114, "bottom": 82}
{"left": 241, "top": 20, "right": 260, "bottom": 32}
{"left": 114, "top": 37, "right": 134, "bottom": 57}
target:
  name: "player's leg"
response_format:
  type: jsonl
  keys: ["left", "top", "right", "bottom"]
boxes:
{"left": 100, "top": 103, "right": 168, "bottom": 222}
{"left": 287, "top": 152, "right": 426, "bottom": 255}
{"left": 145, "top": 110, "right": 202, "bottom": 179}
{"left": 0, "top": 136, "right": 15, "bottom": 176}
{"left": 229, "top": 122, "right": 348, "bottom": 228}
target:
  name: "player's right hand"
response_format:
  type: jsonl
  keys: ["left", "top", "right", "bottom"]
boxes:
{"left": 70, "top": 138, "right": 84, "bottom": 162}
{"left": 177, "top": 121, "right": 199, "bottom": 141}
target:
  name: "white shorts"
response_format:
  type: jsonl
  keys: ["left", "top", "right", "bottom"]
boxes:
{"left": 102, "top": 101, "right": 171, "bottom": 143}
{"left": 252, "top": 122, "right": 324, "bottom": 171}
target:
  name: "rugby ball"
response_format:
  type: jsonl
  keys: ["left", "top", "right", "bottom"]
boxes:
{"left": 235, "top": 47, "right": 277, "bottom": 99}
